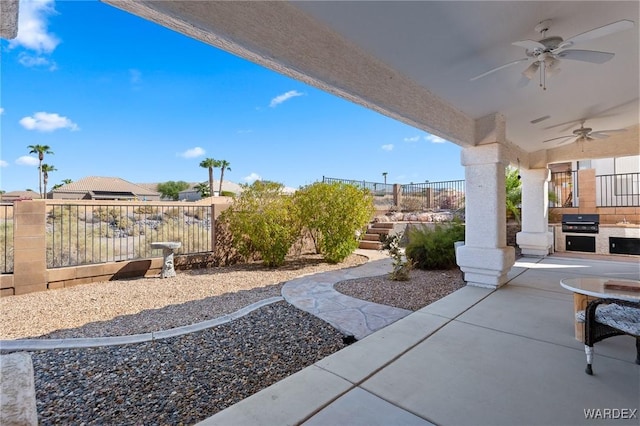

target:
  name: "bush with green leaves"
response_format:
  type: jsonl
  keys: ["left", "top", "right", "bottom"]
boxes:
{"left": 294, "top": 181, "right": 374, "bottom": 263}
{"left": 380, "top": 232, "right": 412, "bottom": 281}
{"left": 221, "top": 180, "right": 300, "bottom": 267}
{"left": 405, "top": 221, "right": 465, "bottom": 270}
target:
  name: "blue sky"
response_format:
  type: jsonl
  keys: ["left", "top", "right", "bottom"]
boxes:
{"left": 0, "top": 0, "right": 464, "bottom": 193}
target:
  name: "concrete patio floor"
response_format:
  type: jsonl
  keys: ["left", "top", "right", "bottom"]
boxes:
{"left": 201, "top": 255, "right": 639, "bottom": 426}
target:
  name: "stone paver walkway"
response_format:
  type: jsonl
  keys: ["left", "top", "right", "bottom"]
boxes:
{"left": 282, "top": 250, "right": 411, "bottom": 340}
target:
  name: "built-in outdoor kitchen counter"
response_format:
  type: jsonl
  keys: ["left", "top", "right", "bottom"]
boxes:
{"left": 551, "top": 214, "right": 640, "bottom": 256}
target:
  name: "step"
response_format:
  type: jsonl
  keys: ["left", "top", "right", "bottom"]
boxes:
{"left": 358, "top": 240, "right": 382, "bottom": 250}
{"left": 363, "top": 233, "right": 382, "bottom": 241}
{"left": 367, "top": 228, "right": 392, "bottom": 235}
{"left": 370, "top": 222, "right": 394, "bottom": 229}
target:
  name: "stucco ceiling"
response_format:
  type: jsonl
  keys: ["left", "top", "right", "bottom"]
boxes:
{"left": 292, "top": 1, "right": 639, "bottom": 152}
{"left": 102, "top": 1, "right": 638, "bottom": 161}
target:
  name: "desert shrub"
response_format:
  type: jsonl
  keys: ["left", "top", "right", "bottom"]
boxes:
{"left": 221, "top": 191, "right": 235, "bottom": 197}
{"left": 405, "top": 221, "right": 465, "bottom": 270}
{"left": 400, "top": 196, "right": 423, "bottom": 212}
{"left": 163, "top": 207, "right": 183, "bottom": 219}
{"left": 134, "top": 205, "right": 157, "bottom": 215}
{"left": 294, "top": 182, "right": 374, "bottom": 264}
{"left": 221, "top": 181, "right": 300, "bottom": 267}
{"left": 113, "top": 216, "right": 130, "bottom": 230}
{"left": 185, "top": 206, "right": 210, "bottom": 220}
{"left": 47, "top": 205, "right": 79, "bottom": 223}
{"left": 92, "top": 207, "right": 119, "bottom": 222}
{"left": 380, "top": 232, "right": 412, "bottom": 281}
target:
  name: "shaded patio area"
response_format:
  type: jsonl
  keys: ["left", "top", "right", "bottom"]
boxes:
{"left": 203, "top": 255, "right": 639, "bottom": 425}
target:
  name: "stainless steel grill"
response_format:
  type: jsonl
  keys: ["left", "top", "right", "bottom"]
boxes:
{"left": 561, "top": 214, "right": 599, "bottom": 234}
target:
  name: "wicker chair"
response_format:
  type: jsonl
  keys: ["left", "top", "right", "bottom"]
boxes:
{"left": 579, "top": 299, "right": 640, "bottom": 375}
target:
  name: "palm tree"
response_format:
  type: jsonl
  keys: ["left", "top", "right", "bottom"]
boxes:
{"left": 194, "top": 182, "right": 211, "bottom": 198}
{"left": 199, "top": 158, "right": 218, "bottom": 197}
{"left": 27, "top": 144, "right": 54, "bottom": 198}
{"left": 382, "top": 172, "right": 388, "bottom": 186}
{"left": 51, "top": 178, "right": 72, "bottom": 191}
{"left": 218, "top": 160, "right": 231, "bottom": 194}
{"left": 40, "top": 164, "right": 57, "bottom": 198}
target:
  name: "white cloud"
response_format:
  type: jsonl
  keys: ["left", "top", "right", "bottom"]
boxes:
{"left": 18, "top": 52, "right": 57, "bottom": 70}
{"left": 0, "top": 160, "right": 8, "bottom": 167}
{"left": 425, "top": 134, "right": 447, "bottom": 144}
{"left": 19, "top": 112, "right": 79, "bottom": 132}
{"left": 179, "top": 147, "right": 205, "bottom": 158}
{"left": 381, "top": 144, "right": 394, "bottom": 151}
{"left": 237, "top": 129, "right": 253, "bottom": 134}
{"left": 403, "top": 135, "right": 420, "bottom": 142}
{"left": 0, "top": 108, "right": 4, "bottom": 115}
{"left": 269, "top": 90, "right": 304, "bottom": 107}
{"left": 9, "top": 0, "right": 60, "bottom": 54}
{"left": 16, "top": 156, "right": 39, "bottom": 166}
{"left": 244, "top": 172, "right": 262, "bottom": 183}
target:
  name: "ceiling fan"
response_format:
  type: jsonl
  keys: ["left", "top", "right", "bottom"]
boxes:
{"left": 542, "top": 121, "right": 627, "bottom": 145}
{"left": 470, "top": 19, "right": 634, "bottom": 90}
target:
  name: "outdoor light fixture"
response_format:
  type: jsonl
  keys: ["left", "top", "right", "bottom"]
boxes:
{"left": 522, "top": 53, "right": 561, "bottom": 90}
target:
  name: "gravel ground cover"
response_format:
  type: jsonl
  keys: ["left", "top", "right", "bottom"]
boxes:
{"left": 2, "top": 252, "right": 466, "bottom": 425}
{"left": 31, "top": 302, "right": 347, "bottom": 425}
{"left": 0, "top": 254, "right": 366, "bottom": 340}
{"left": 334, "top": 268, "right": 466, "bottom": 311}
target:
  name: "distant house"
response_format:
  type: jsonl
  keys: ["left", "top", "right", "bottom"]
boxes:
{"left": 0, "top": 190, "right": 41, "bottom": 202}
{"left": 50, "top": 177, "right": 161, "bottom": 200}
{"left": 178, "top": 180, "right": 243, "bottom": 201}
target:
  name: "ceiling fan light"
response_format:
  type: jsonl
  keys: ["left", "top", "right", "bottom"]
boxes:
{"left": 522, "top": 62, "right": 540, "bottom": 79}
{"left": 547, "top": 66, "right": 561, "bottom": 77}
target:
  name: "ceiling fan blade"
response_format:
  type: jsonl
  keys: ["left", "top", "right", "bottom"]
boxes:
{"left": 588, "top": 132, "right": 609, "bottom": 139}
{"left": 469, "top": 58, "right": 529, "bottom": 81}
{"left": 512, "top": 39, "right": 545, "bottom": 50}
{"left": 563, "top": 20, "right": 634, "bottom": 46}
{"left": 590, "top": 129, "right": 628, "bottom": 138}
{"left": 557, "top": 49, "right": 614, "bottom": 64}
{"left": 543, "top": 135, "right": 574, "bottom": 143}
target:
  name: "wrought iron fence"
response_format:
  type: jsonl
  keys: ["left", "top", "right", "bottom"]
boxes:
{"left": 549, "top": 171, "right": 578, "bottom": 207}
{"left": 322, "top": 176, "right": 465, "bottom": 211}
{"left": 549, "top": 171, "right": 640, "bottom": 208}
{"left": 46, "top": 203, "right": 212, "bottom": 268}
{"left": 0, "top": 203, "right": 13, "bottom": 274}
{"left": 322, "top": 176, "right": 394, "bottom": 196}
{"left": 596, "top": 172, "right": 640, "bottom": 207}
{"left": 401, "top": 180, "right": 465, "bottom": 211}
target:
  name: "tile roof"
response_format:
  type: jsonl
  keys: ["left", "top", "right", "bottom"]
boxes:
{"left": 52, "top": 177, "right": 160, "bottom": 196}
{"left": 1, "top": 190, "right": 41, "bottom": 200}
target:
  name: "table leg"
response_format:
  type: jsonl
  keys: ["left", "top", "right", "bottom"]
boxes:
{"left": 573, "top": 293, "right": 597, "bottom": 341}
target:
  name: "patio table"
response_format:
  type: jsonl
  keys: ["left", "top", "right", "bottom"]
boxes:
{"left": 560, "top": 277, "right": 640, "bottom": 340}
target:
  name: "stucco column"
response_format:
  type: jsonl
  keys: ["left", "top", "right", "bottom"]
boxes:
{"left": 456, "top": 144, "right": 515, "bottom": 289}
{"left": 516, "top": 168, "right": 553, "bottom": 256}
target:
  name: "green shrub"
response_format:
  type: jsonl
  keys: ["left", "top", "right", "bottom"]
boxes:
{"left": 221, "top": 180, "right": 300, "bottom": 267}
{"left": 405, "top": 221, "right": 465, "bottom": 270}
{"left": 380, "top": 232, "right": 412, "bottom": 281}
{"left": 294, "top": 182, "right": 374, "bottom": 264}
